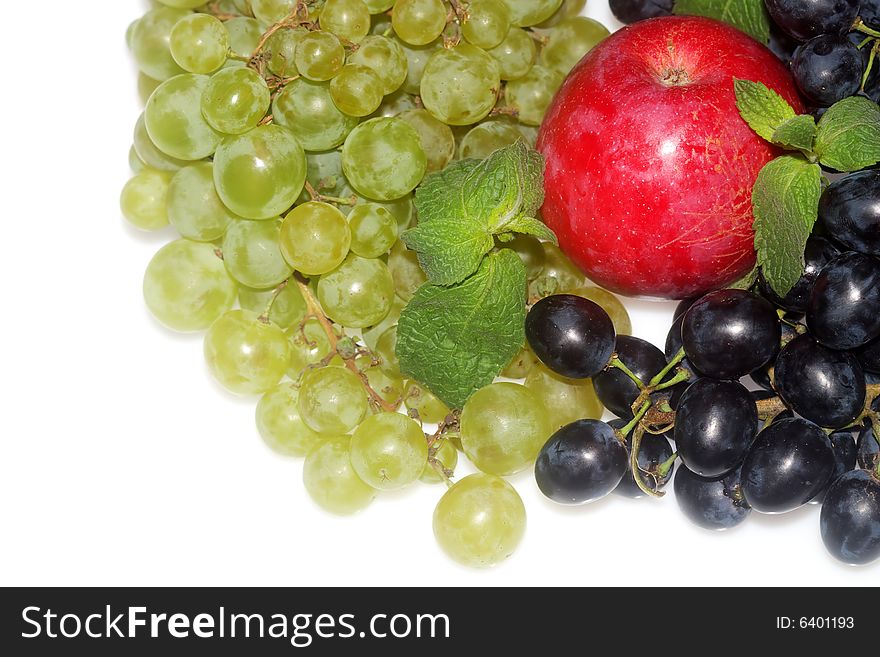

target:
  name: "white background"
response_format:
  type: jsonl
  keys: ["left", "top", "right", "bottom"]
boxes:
{"left": 0, "top": 1, "right": 873, "bottom": 587}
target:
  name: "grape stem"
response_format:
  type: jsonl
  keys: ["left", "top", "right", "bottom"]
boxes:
{"left": 425, "top": 412, "right": 461, "bottom": 486}
{"left": 448, "top": 0, "right": 469, "bottom": 23}
{"left": 651, "top": 367, "right": 691, "bottom": 392}
{"left": 861, "top": 40, "right": 880, "bottom": 92}
{"left": 259, "top": 278, "right": 290, "bottom": 322}
{"left": 250, "top": 1, "right": 318, "bottom": 64}
{"left": 293, "top": 274, "right": 401, "bottom": 413}
{"left": 608, "top": 356, "right": 646, "bottom": 390}
{"left": 755, "top": 395, "right": 788, "bottom": 422}
{"left": 629, "top": 425, "right": 664, "bottom": 498}
{"left": 649, "top": 346, "right": 685, "bottom": 387}
{"left": 206, "top": 1, "right": 241, "bottom": 21}
{"left": 618, "top": 401, "right": 651, "bottom": 439}
{"left": 304, "top": 181, "right": 358, "bottom": 206}
{"left": 853, "top": 18, "right": 880, "bottom": 39}
{"left": 657, "top": 451, "right": 678, "bottom": 479}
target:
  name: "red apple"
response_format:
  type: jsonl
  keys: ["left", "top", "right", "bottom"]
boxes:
{"left": 537, "top": 16, "right": 804, "bottom": 299}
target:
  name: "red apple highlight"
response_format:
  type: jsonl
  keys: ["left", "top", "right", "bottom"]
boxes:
{"left": 537, "top": 16, "right": 804, "bottom": 299}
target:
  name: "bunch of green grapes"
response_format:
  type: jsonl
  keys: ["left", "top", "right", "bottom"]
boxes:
{"left": 125, "top": 0, "right": 614, "bottom": 569}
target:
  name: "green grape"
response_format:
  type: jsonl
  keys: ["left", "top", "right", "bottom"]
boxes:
{"left": 238, "top": 282, "right": 307, "bottom": 329}
{"left": 398, "top": 109, "right": 454, "bottom": 172}
{"left": 329, "top": 64, "right": 384, "bottom": 117}
{"left": 133, "top": 113, "right": 188, "bottom": 171}
{"left": 350, "top": 412, "right": 427, "bottom": 489}
{"left": 265, "top": 27, "right": 307, "bottom": 77}
{"left": 295, "top": 31, "right": 346, "bottom": 81}
{"left": 460, "top": 382, "right": 551, "bottom": 475}
{"left": 202, "top": 67, "right": 271, "bottom": 135}
{"left": 280, "top": 201, "right": 352, "bottom": 275}
{"left": 232, "top": 0, "right": 255, "bottom": 15}
{"left": 505, "top": 65, "right": 562, "bottom": 126}
{"left": 433, "top": 473, "right": 526, "bottom": 568}
{"left": 288, "top": 318, "right": 336, "bottom": 378}
{"left": 517, "top": 123, "right": 539, "bottom": 147}
{"left": 420, "top": 44, "right": 501, "bottom": 126}
{"left": 500, "top": 0, "right": 562, "bottom": 27}
{"left": 487, "top": 27, "right": 536, "bottom": 80}
{"left": 374, "top": 89, "right": 419, "bottom": 117}
{"left": 303, "top": 436, "right": 376, "bottom": 514}
{"left": 459, "top": 120, "right": 523, "bottom": 159}
{"left": 317, "top": 254, "right": 394, "bottom": 328}
{"left": 252, "top": 0, "right": 297, "bottom": 23}
{"left": 392, "top": 0, "right": 447, "bottom": 46}
{"left": 126, "top": 19, "right": 139, "bottom": 49}
{"left": 299, "top": 150, "right": 358, "bottom": 204}
{"left": 568, "top": 286, "right": 632, "bottom": 336}
{"left": 404, "top": 382, "right": 449, "bottom": 424}
{"left": 129, "top": 145, "right": 146, "bottom": 173}
{"left": 169, "top": 13, "right": 229, "bottom": 74}
{"left": 535, "top": 0, "right": 585, "bottom": 28}
{"left": 167, "top": 162, "right": 236, "bottom": 241}
{"left": 420, "top": 438, "right": 458, "bottom": 483}
{"left": 130, "top": 6, "right": 189, "bottom": 81}
{"left": 505, "top": 234, "right": 545, "bottom": 280}
{"left": 138, "top": 73, "right": 163, "bottom": 106}
{"left": 204, "top": 309, "right": 290, "bottom": 394}
{"left": 120, "top": 168, "right": 172, "bottom": 231}
{"left": 387, "top": 241, "right": 426, "bottom": 301}
{"left": 529, "top": 241, "right": 586, "bottom": 298}
{"left": 358, "top": 356, "right": 404, "bottom": 404}
{"left": 298, "top": 366, "right": 368, "bottom": 434}
{"left": 461, "top": 0, "right": 510, "bottom": 50}
{"left": 540, "top": 17, "right": 609, "bottom": 77}
{"left": 157, "top": 0, "right": 206, "bottom": 7}
{"left": 342, "top": 118, "right": 426, "bottom": 201}
{"left": 144, "top": 240, "right": 238, "bottom": 332}
{"left": 225, "top": 17, "right": 262, "bottom": 61}
{"left": 368, "top": 195, "right": 414, "bottom": 233}
{"left": 256, "top": 382, "right": 323, "bottom": 456}
{"left": 273, "top": 78, "right": 359, "bottom": 152}
{"left": 222, "top": 218, "right": 293, "bottom": 288}
{"left": 213, "top": 124, "right": 306, "bottom": 219}
{"left": 320, "top": 0, "right": 371, "bottom": 43}
{"left": 375, "top": 324, "right": 399, "bottom": 374}
{"left": 524, "top": 362, "right": 603, "bottom": 430}
{"left": 145, "top": 74, "right": 222, "bottom": 160}
{"left": 349, "top": 35, "right": 407, "bottom": 95}
{"left": 364, "top": 0, "right": 395, "bottom": 12}
{"left": 397, "top": 38, "right": 440, "bottom": 95}
{"left": 362, "top": 294, "right": 405, "bottom": 351}
{"left": 501, "top": 343, "right": 539, "bottom": 378}
{"left": 348, "top": 203, "right": 398, "bottom": 258}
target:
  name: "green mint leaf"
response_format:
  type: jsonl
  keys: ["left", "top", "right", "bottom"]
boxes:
{"left": 674, "top": 0, "right": 770, "bottom": 43}
{"left": 413, "top": 159, "right": 481, "bottom": 226}
{"left": 771, "top": 114, "right": 817, "bottom": 152}
{"left": 733, "top": 79, "right": 797, "bottom": 143}
{"left": 396, "top": 249, "right": 527, "bottom": 409}
{"left": 752, "top": 155, "right": 822, "bottom": 298}
{"left": 814, "top": 96, "right": 880, "bottom": 172}
{"left": 728, "top": 265, "right": 759, "bottom": 291}
{"left": 401, "top": 218, "right": 494, "bottom": 286}
{"left": 498, "top": 216, "right": 558, "bottom": 245}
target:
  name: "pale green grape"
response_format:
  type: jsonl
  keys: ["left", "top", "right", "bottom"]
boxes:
{"left": 170, "top": 13, "right": 229, "bottom": 74}
{"left": 347, "top": 203, "right": 398, "bottom": 258}
{"left": 131, "top": 7, "right": 189, "bottom": 81}
{"left": 233, "top": 0, "right": 255, "bottom": 16}
{"left": 349, "top": 35, "right": 407, "bottom": 95}
{"left": 329, "top": 64, "right": 384, "bottom": 117}
{"left": 487, "top": 27, "right": 535, "bottom": 80}
{"left": 392, "top": 0, "right": 447, "bottom": 45}
{"left": 535, "top": 0, "right": 585, "bottom": 28}
{"left": 459, "top": 120, "right": 523, "bottom": 159}
{"left": 398, "top": 109, "right": 454, "bottom": 172}
{"left": 500, "top": 0, "right": 562, "bottom": 27}
{"left": 397, "top": 38, "right": 440, "bottom": 95}
{"left": 144, "top": 240, "right": 238, "bottom": 332}
{"left": 280, "top": 202, "right": 352, "bottom": 275}
{"left": 273, "top": 78, "right": 359, "bottom": 152}
{"left": 420, "top": 438, "right": 458, "bottom": 483}
{"left": 460, "top": 382, "right": 551, "bottom": 475}
{"left": 265, "top": 27, "right": 307, "bottom": 77}
{"left": 350, "top": 412, "right": 427, "bottom": 490}
{"left": 540, "top": 17, "right": 609, "bottom": 76}
{"left": 157, "top": 0, "right": 206, "bottom": 7}
{"left": 317, "top": 254, "right": 394, "bottom": 328}
{"left": 568, "top": 286, "right": 632, "bottom": 335}
{"left": 506, "top": 234, "right": 545, "bottom": 280}
{"left": 365, "top": 0, "right": 396, "bottom": 12}
{"left": 404, "top": 382, "right": 449, "bottom": 424}
{"left": 288, "top": 318, "right": 336, "bottom": 378}
{"left": 138, "top": 74, "right": 163, "bottom": 106}
{"left": 222, "top": 218, "right": 293, "bottom": 288}
{"left": 368, "top": 195, "right": 414, "bottom": 233}
{"left": 167, "top": 162, "right": 236, "bottom": 241}
{"left": 375, "top": 324, "right": 398, "bottom": 373}
{"left": 342, "top": 117, "right": 427, "bottom": 201}
{"left": 120, "top": 168, "right": 172, "bottom": 231}
{"left": 461, "top": 0, "right": 510, "bottom": 50}
{"left": 320, "top": 0, "right": 371, "bottom": 42}
{"left": 204, "top": 309, "right": 290, "bottom": 394}
{"left": 133, "top": 113, "right": 188, "bottom": 171}
{"left": 374, "top": 89, "right": 420, "bottom": 117}
{"left": 529, "top": 242, "right": 587, "bottom": 298}
{"left": 387, "top": 241, "right": 426, "bottom": 300}
{"left": 505, "top": 64, "right": 563, "bottom": 126}
{"left": 525, "top": 362, "right": 603, "bottom": 430}
{"left": 501, "top": 343, "right": 539, "bottom": 378}
{"left": 252, "top": 0, "right": 297, "bottom": 23}
{"left": 420, "top": 44, "right": 501, "bottom": 126}
{"left": 202, "top": 67, "right": 271, "bottom": 135}
{"left": 433, "top": 473, "right": 526, "bottom": 567}
{"left": 238, "top": 282, "right": 307, "bottom": 329}
{"left": 145, "top": 74, "right": 222, "bottom": 160}
{"left": 517, "top": 123, "right": 539, "bottom": 147}
{"left": 225, "top": 17, "right": 262, "bottom": 61}
{"left": 303, "top": 436, "right": 376, "bottom": 514}
{"left": 295, "top": 31, "right": 346, "bottom": 81}
{"left": 358, "top": 356, "right": 404, "bottom": 404}
{"left": 213, "top": 124, "right": 306, "bottom": 219}
{"left": 299, "top": 150, "right": 358, "bottom": 205}
{"left": 256, "top": 383, "right": 323, "bottom": 456}
{"left": 129, "top": 146, "right": 146, "bottom": 173}
{"left": 362, "top": 294, "right": 405, "bottom": 351}
{"left": 126, "top": 19, "right": 139, "bottom": 49}
{"left": 298, "top": 366, "right": 368, "bottom": 434}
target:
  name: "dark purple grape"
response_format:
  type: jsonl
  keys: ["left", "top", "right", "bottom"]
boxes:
{"left": 608, "top": 0, "right": 673, "bottom": 24}
{"left": 681, "top": 289, "right": 781, "bottom": 380}
{"left": 749, "top": 320, "right": 801, "bottom": 391}
{"left": 526, "top": 294, "right": 615, "bottom": 379}
{"left": 807, "top": 252, "right": 880, "bottom": 350}
{"left": 792, "top": 35, "right": 863, "bottom": 107}
{"left": 665, "top": 314, "right": 702, "bottom": 381}
{"left": 764, "top": 0, "right": 860, "bottom": 42}
{"left": 673, "top": 464, "right": 751, "bottom": 531}
{"left": 857, "top": 416, "right": 880, "bottom": 471}
{"left": 674, "top": 379, "right": 757, "bottom": 478}
{"left": 673, "top": 297, "right": 698, "bottom": 321}
{"left": 741, "top": 418, "right": 835, "bottom": 513}
{"left": 535, "top": 420, "right": 628, "bottom": 505}
{"left": 820, "top": 469, "right": 880, "bottom": 565}
{"left": 861, "top": 0, "right": 880, "bottom": 27}
{"left": 759, "top": 237, "right": 841, "bottom": 313}
{"left": 651, "top": 381, "right": 691, "bottom": 414}
{"left": 811, "top": 430, "right": 860, "bottom": 504}
{"left": 855, "top": 337, "right": 880, "bottom": 374}
{"left": 609, "top": 419, "right": 674, "bottom": 499}
{"left": 769, "top": 23, "right": 799, "bottom": 65}
{"left": 774, "top": 334, "right": 866, "bottom": 429}
{"left": 819, "top": 171, "right": 880, "bottom": 257}
{"left": 592, "top": 335, "right": 666, "bottom": 418}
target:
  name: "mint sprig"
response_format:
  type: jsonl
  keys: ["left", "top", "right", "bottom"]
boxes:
{"left": 673, "top": 0, "right": 770, "bottom": 43}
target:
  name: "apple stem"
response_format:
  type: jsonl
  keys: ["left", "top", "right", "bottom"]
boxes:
{"left": 649, "top": 347, "right": 686, "bottom": 387}
{"left": 609, "top": 356, "right": 646, "bottom": 390}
